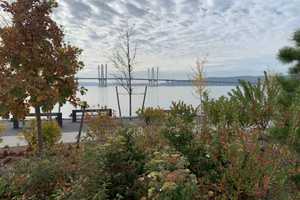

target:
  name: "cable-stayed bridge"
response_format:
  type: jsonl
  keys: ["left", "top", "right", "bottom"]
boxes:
{"left": 75, "top": 77, "right": 257, "bottom": 87}
{"left": 77, "top": 65, "right": 259, "bottom": 87}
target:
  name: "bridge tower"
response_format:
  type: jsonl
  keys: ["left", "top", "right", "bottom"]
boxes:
{"left": 98, "top": 64, "right": 108, "bottom": 87}
{"left": 147, "top": 67, "right": 159, "bottom": 87}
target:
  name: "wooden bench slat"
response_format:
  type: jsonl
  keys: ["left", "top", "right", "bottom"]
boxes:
{"left": 71, "top": 109, "right": 112, "bottom": 122}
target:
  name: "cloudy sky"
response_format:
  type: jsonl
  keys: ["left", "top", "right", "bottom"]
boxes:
{"left": 52, "top": 0, "right": 300, "bottom": 77}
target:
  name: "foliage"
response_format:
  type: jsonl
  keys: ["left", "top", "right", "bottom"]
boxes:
{"left": 136, "top": 107, "right": 166, "bottom": 125}
{"left": 228, "top": 72, "right": 280, "bottom": 130}
{"left": 163, "top": 101, "right": 217, "bottom": 179}
{"left": 1, "top": 77, "right": 300, "bottom": 199}
{"left": 0, "top": 177, "right": 8, "bottom": 199}
{"left": 0, "top": 123, "right": 5, "bottom": 133}
{"left": 22, "top": 120, "right": 62, "bottom": 151}
{"left": 1, "top": 156, "right": 71, "bottom": 200}
{"left": 162, "top": 103, "right": 195, "bottom": 153}
{"left": 278, "top": 29, "right": 300, "bottom": 74}
{"left": 202, "top": 95, "right": 240, "bottom": 130}
{"left": 203, "top": 131, "right": 290, "bottom": 200}
{"left": 65, "top": 128, "right": 146, "bottom": 200}
{"left": 0, "top": 123, "right": 5, "bottom": 143}
{"left": 202, "top": 73, "right": 280, "bottom": 131}
{"left": 135, "top": 125, "right": 169, "bottom": 154}
{"left": 0, "top": 0, "right": 84, "bottom": 153}
{"left": 192, "top": 58, "right": 207, "bottom": 103}
{"left": 136, "top": 151, "right": 198, "bottom": 200}
{"left": 86, "top": 114, "right": 121, "bottom": 142}
{"left": 169, "top": 101, "right": 197, "bottom": 124}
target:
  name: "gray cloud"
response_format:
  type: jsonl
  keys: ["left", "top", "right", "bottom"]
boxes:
{"left": 52, "top": 0, "right": 300, "bottom": 76}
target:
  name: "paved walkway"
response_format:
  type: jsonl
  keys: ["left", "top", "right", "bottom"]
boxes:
{"left": 0, "top": 119, "right": 86, "bottom": 148}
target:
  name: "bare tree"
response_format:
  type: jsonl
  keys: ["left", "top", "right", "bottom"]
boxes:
{"left": 110, "top": 24, "right": 137, "bottom": 118}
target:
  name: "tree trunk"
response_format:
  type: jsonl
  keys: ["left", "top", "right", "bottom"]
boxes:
{"left": 116, "top": 86, "right": 122, "bottom": 118}
{"left": 35, "top": 106, "right": 43, "bottom": 156}
{"left": 76, "top": 105, "right": 86, "bottom": 148}
{"left": 128, "top": 64, "right": 132, "bottom": 119}
{"left": 129, "top": 87, "right": 132, "bottom": 119}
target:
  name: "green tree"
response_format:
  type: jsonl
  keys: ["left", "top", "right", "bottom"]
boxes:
{"left": 0, "top": 0, "right": 84, "bottom": 155}
{"left": 278, "top": 30, "right": 300, "bottom": 74}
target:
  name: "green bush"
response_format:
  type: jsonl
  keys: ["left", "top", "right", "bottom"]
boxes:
{"left": 22, "top": 120, "right": 61, "bottom": 151}
{"left": 0, "top": 123, "right": 5, "bottom": 143}
{"left": 169, "top": 101, "right": 197, "bottom": 124}
{"left": 1, "top": 157, "right": 70, "bottom": 200}
{"left": 228, "top": 72, "right": 280, "bottom": 130}
{"left": 136, "top": 107, "right": 166, "bottom": 125}
{"left": 202, "top": 95, "right": 240, "bottom": 130}
{"left": 162, "top": 102, "right": 196, "bottom": 152}
{"left": 66, "top": 128, "right": 146, "bottom": 200}
{"left": 0, "top": 177, "right": 8, "bottom": 199}
{"left": 269, "top": 91, "right": 300, "bottom": 154}
{"left": 162, "top": 102, "right": 219, "bottom": 181}
{"left": 0, "top": 123, "right": 5, "bottom": 133}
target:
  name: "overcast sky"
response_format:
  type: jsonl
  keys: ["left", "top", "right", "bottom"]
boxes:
{"left": 52, "top": 0, "right": 300, "bottom": 77}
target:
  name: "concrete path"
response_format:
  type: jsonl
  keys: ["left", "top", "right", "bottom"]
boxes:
{"left": 0, "top": 132, "right": 85, "bottom": 148}
{"left": 0, "top": 119, "right": 86, "bottom": 148}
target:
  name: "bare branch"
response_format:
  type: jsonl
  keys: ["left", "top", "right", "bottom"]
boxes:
{"left": 109, "top": 22, "right": 138, "bottom": 117}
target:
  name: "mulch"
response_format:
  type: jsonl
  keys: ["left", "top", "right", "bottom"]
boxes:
{"left": 0, "top": 146, "right": 30, "bottom": 167}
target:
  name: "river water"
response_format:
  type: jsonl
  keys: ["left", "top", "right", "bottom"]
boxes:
{"left": 1, "top": 85, "right": 235, "bottom": 147}
{"left": 55, "top": 85, "right": 235, "bottom": 118}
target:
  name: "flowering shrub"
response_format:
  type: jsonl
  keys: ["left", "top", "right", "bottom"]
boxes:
{"left": 136, "top": 152, "right": 198, "bottom": 200}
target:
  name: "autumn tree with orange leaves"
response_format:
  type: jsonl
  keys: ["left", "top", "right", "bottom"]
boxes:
{"left": 0, "top": 0, "right": 84, "bottom": 155}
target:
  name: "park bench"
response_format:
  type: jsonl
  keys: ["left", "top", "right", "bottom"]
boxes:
{"left": 71, "top": 109, "right": 113, "bottom": 122}
{"left": 12, "top": 112, "right": 63, "bottom": 129}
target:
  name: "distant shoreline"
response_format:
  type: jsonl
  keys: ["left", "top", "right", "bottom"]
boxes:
{"left": 79, "top": 76, "right": 260, "bottom": 87}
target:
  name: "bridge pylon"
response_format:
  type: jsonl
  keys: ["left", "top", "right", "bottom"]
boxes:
{"left": 98, "top": 64, "right": 108, "bottom": 87}
{"left": 147, "top": 67, "right": 159, "bottom": 86}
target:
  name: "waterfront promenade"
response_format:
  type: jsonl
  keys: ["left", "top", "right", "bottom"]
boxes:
{"left": 0, "top": 120, "right": 83, "bottom": 148}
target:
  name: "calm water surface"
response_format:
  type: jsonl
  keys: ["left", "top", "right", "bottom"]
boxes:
{"left": 55, "top": 86, "right": 235, "bottom": 118}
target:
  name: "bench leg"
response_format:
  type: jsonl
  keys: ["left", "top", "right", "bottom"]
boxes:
{"left": 13, "top": 119, "right": 19, "bottom": 129}
{"left": 72, "top": 111, "right": 76, "bottom": 122}
{"left": 57, "top": 113, "right": 63, "bottom": 127}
